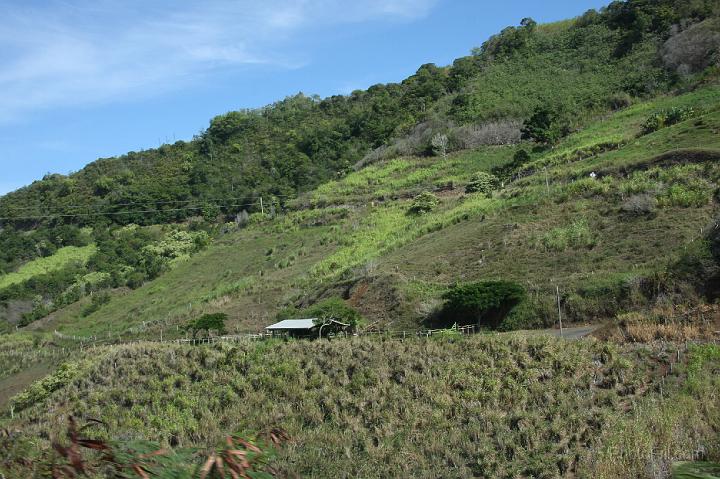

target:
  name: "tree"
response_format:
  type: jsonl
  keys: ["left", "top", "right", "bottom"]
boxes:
{"left": 521, "top": 107, "right": 571, "bottom": 145}
{"left": 431, "top": 133, "right": 449, "bottom": 160}
{"left": 305, "top": 298, "right": 364, "bottom": 336}
{"left": 442, "top": 281, "right": 526, "bottom": 329}
{"left": 186, "top": 313, "right": 228, "bottom": 338}
{"left": 307, "top": 298, "right": 363, "bottom": 328}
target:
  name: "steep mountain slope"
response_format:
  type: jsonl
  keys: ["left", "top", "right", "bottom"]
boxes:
{"left": 13, "top": 83, "right": 717, "bottom": 340}
{"left": 2, "top": 0, "right": 720, "bottom": 334}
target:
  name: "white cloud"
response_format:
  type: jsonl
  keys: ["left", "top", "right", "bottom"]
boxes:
{"left": 0, "top": 0, "right": 439, "bottom": 123}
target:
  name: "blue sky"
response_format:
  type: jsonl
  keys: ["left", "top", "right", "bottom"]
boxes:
{"left": 0, "top": 0, "right": 609, "bottom": 195}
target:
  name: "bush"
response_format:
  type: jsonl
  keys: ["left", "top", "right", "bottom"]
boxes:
{"left": 522, "top": 106, "right": 572, "bottom": 145}
{"left": 497, "top": 298, "right": 554, "bottom": 331}
{"left": 442, "top": 280, "right": 526, "bottom": 329}
{"left": 661, "top": 19, "right": 720, "bottom": 75}
{"left": 465, "top": 172, "right": 500, "bottom": 196}
{"left": 10, "top": 362, "right": 86, "bottom": 412}
{"left": 641, "top": 106, "right": 697, "bottom": 134}
{"left": 451, "top": 120, "right": 522, "bottom": 148}
{"left": 81, "top": 291, "right": 111, "bottom": 317}
{"left": 658, "top": 182, "right": 711, "bottom": 208}
{"left": 606, "top": 92, "right": 633, "bottom": 110}
{"left": 408, "top": 192, "right": 440, "bottom": 215}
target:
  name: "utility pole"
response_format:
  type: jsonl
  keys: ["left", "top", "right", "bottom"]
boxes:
{"left": 556, "top": 285, "right": 564, "bottom": 338}
{"left": 544, "top": 167, "right": 550, "bottom": 195}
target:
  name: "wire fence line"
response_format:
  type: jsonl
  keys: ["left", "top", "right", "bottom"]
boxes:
{"left": 52, "top": 324, "right": 478, "bottom": 350}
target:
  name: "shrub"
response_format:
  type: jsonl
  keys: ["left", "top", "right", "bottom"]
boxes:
{"left": 621, "top": 194, "right": 657, "bottom": 217}
{"left": 641, "top": 107, "right": 697, "bottom": 134}
{"left": 451, "top": 120, "right": 522, "bottom": 148}
{"left": 430, "top": 133, "right": 449, "bottom": 159}
{"left": 661, "top": 19, "right": 720, "bottom": 75}
{"left": 442, "top": 280, "right": 526, "bottom": 329}
{"left": 606, "top": 92, "right": 633, "bottom": 110}
{"left": 493, "top": 149, "right": 532, "bottom": 180}
{"left": 559, "top": 177, "right": 612, "bottom": 200}
{"left": 408, "top": 192, "right": 440, "bottom": 215}
{"left": 81, "top": 290, "right": 111, "bottom": 317}
{"left": 10, "top": 362, "right": 86, "bottom": 412}
{"left": 465, "top": 172, "right": 500, "bottom": 195}
{"left": 497, "top": 298, "right": 554, "bottom": 331}
{"left": 541, "top": 220, "right": 596, "bottom": 252}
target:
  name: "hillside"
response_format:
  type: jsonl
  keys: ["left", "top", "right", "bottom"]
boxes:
{"left": 11, "top": 84, "right": 720, "bottom": 340}
{"left": 2, "top": 1, "right": 720, "bottom": 477}
{"left": 1, "top": 0, "right": 720, "bottom": 334}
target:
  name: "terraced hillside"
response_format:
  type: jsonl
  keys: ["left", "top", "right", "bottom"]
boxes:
{"left": 13, "top": 84, "right": 719, "bottom": 339}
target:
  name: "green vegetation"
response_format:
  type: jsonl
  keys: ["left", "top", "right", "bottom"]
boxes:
{"left": 642, "top": 106, "right": 699, "bottom": 134}
{"left": 2, "top": 1, "right": 720, "bottom": 476}
{"left": 408, "top": 191, "right": 440, "bottom": 215}
{"left": 441, "top": 281, "right": 526, "bottom": 329}
{"left": 305, "top": 297, "right": 364, "bottom": 329}
{"left": 540, "top": 219, "right": 596, "bottom": 252}
{"left": 185, "top": 313, "right": 228, "bottom": 338}
{"left": 0, "top": 245, "right": 96, "bottom": 291}
{"left": 465, "top": 171, "right": 500, "bottom": 195}
{"left": 9, "top": 361, "right": 89, "bottom": 413}
{"left": 3, "top": 336, "right": 719, "bottom": 478}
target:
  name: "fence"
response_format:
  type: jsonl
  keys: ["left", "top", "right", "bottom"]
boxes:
{"left": 52, "top": 324, "right": 478, "bottom": 350}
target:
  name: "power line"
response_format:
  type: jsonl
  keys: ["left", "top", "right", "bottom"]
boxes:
{"left": 0, "top": 201, "right": 266, "bottom": 222}
{"left": 0, "top": 193, "right": 298, "bottom": 212}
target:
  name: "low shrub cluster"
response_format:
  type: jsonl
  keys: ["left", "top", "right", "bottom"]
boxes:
{"left": 641, "top": 106, "right": 697, "bottom": 134}
{"left": 620, "top": 194, "right": 657, "bottom": 217}
{"left": 408, "top": 192, "right": 440, "bottom": 215}
{"left": 10, "top": 361, "right": 88, "bottom": 413}
{"left": 441, "top": 280, "right": 526, "bottom": 329}
{"left": 465, "top": 171, "right": 500, "bottom": 196}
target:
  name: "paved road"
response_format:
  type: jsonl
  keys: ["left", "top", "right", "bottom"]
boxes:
{"left": 541, "top": 325, "right": 599, "bottom": 340}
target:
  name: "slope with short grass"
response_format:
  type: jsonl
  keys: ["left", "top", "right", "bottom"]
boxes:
{"left": 0, "top": 245, "right": 96, "bottom": 291}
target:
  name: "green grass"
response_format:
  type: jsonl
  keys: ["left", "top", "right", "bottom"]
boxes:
{"left": 0, "top": 245, "right": 96, "bottom": 291}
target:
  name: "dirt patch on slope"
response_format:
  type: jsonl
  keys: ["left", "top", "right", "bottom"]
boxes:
{"left": 305, "top": 274, "right": 418, "bottom": 330}
{"left": 0, "top": 363, "right": 52, "bottom": 410}
{"left": 614, "top": 148, "right": 720, "bottom": 175}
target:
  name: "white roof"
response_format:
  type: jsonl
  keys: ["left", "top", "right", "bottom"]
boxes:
{"left": 265, "top": 318, "right": 318, "bottom": 330}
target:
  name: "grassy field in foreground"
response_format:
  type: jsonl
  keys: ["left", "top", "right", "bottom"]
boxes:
{"left": 2, "top": 336, "right": 719, "bottom": 478}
